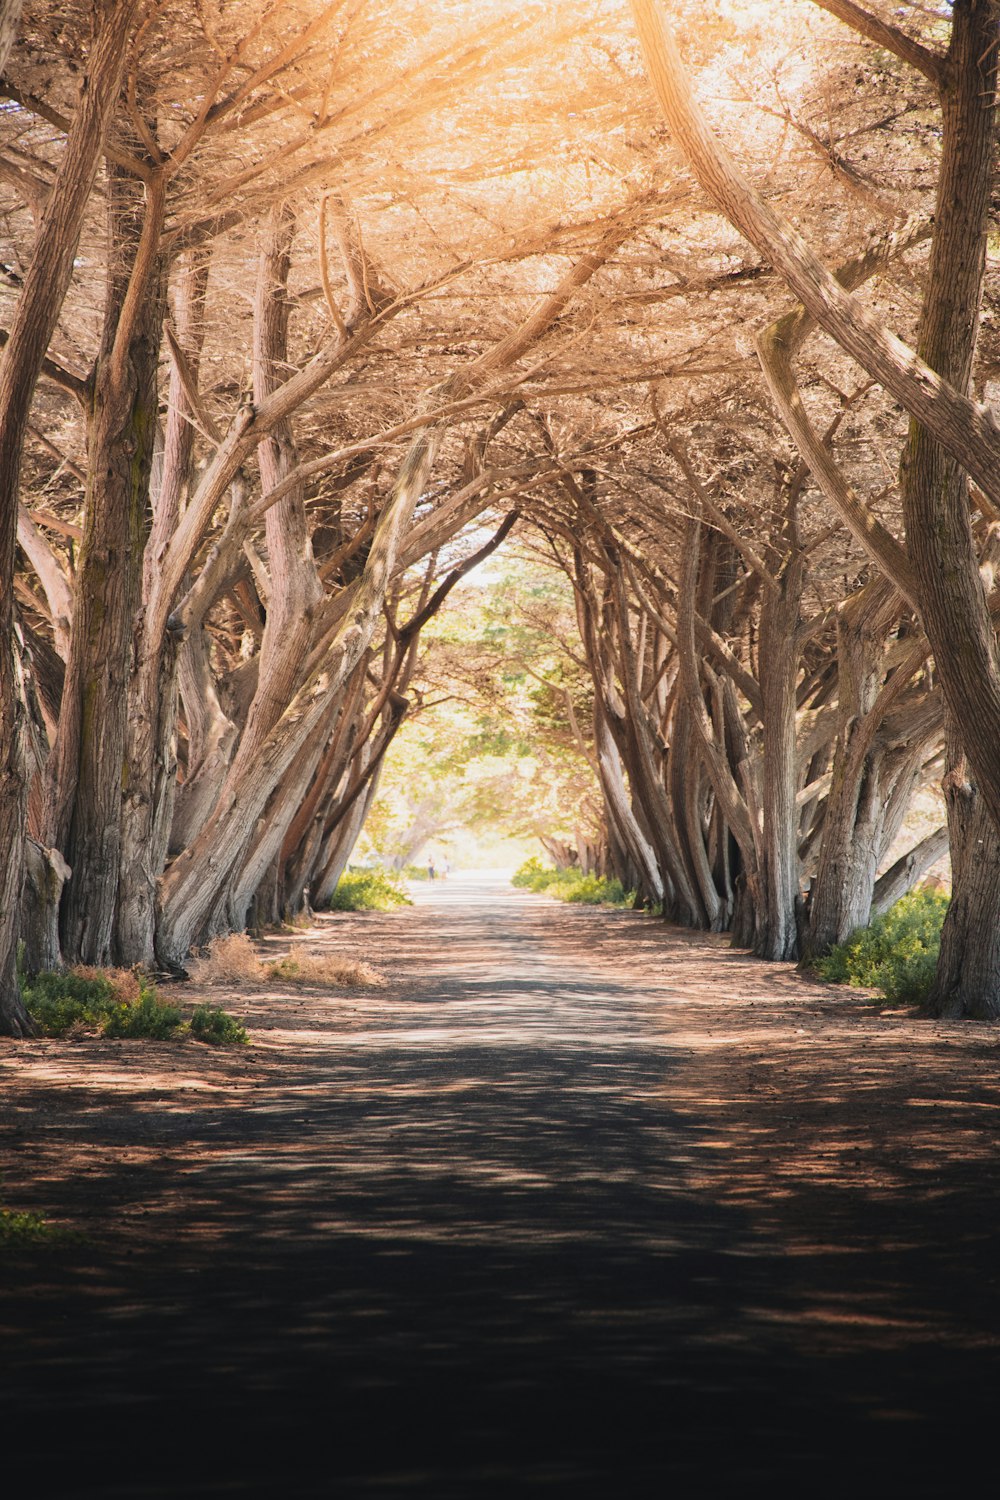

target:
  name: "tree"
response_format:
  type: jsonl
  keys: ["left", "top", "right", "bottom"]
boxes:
{"left": 629, "top": 0, "right": 1000, "bottom": 1009}
{"left": 0, "top": 0, "right": 140, "bottom": 1034}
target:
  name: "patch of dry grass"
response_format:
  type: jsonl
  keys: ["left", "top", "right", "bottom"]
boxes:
{"left": 185, "top": 934, "right": 265, "bottom": 986}
{"left": 186, "top": 933, "right": 384, "bottom": 990}
{"left": 267, "top": 953, "right": 386, "bottom": 988}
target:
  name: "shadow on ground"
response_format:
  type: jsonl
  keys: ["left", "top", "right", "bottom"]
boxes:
{"left": 2, "top": 883, "right": 999, "bottom": 1496}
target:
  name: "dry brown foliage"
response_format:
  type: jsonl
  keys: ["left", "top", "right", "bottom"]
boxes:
{"left": 185, "top": 934, "right": 267, "bottom": 986}
{"left": 268, "top": 953, "right": 386, "bottom": 989}
{"left": 186, "top": 933, "right": 384, "bottom": 990}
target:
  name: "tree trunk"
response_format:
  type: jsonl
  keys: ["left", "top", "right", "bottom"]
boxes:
{"left": 756, "top": 561, "right": 803, "bottom": 959}
{"left": 900, "top": 1, "right": 1000, "bottom": 1014}
{"left": 929, "top": 740, "right": 1000, "bottom": 1019}
{"left": 47, "top": 156, "right": 166, "bottom": 965}
{"left": 871, "top": 826, "right": 949, "bottom": 920}
{"left": 117, "top": 252, "right": 213, "bottom": 963}
{"left": 20, "top": 838, "right": 70, "bottom": 975}
{"left": 0, "top": 0, "right": 138, "bottom": 1033}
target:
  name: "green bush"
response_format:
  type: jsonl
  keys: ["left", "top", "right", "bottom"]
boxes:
{"left": 402, "top": 863, "right": 430, "bottom": 882}
{"left": 104, "top": 991, "right": 185, "bottom": 1040}
{"left": 21, "top": 968, "right": 247, "bottom": 1045}
{"left": 562, "top": 873, "right": 630, "bottom": 905}
{"left": 326, "top": 869, "right": 412, "bottom": 911}
{"left": 511, "top": 859, "right": 633, "bottom": 906}
{"left": 814, "top": 888, "right": 949, "bottom": 1005}
{"left": 511, "top": 856, "right": 556, "bottom": 889}
{"left": 190, "top": 1005, "right": 249, "bottom": 1047}
{"left": 22, "top": 969, "right": 121, "bottom": 1036}
{"left": 0, "top": 1208, "right": 55, "bottom": 1245}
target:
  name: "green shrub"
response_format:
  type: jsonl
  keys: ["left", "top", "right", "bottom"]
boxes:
{"left": 21, "top": 968, "right": 120, "bottom": 1036}
{"left": 0, "top": 1208, "right": 55, "bottom": 1245}
{"left": 326, "top": 869, "right": 412, "bottom": 911}
{"left": 511, "top": 860, "right": 633, "bottom": 906}
{"left": 21, "top": 967, "right": 247, "bottom": 1045}
{"left": 0, "top": 1200, "right": 83, "bottom": 1251}
{"left": 562, "top": 873, "right": 630, "bottom": 905}
{"left": 103, "top": 991, "right": 185, "bottom": 1040}
{"left": 190, "top": 1005, "right": 249, "bottom": 1047}
{"left": 402, "top": 863, "right": 430, "bottom": 882}
{"left": 814, "top": 888, "right": 949, "bottom": 1005}
{"left": 511, "top": 856, "right": 555, "bottom": 889}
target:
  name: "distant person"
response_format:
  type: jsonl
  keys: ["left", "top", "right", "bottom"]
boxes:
{"left": 428, "top": 859, "right": 436, "bottom": 880}
{"left": 442, "top": 859, "right": 450, "bottom": 880}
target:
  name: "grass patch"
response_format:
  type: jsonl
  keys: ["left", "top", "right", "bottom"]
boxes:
{"left": 324, "top": 869, "right": 412, "bottom": 911}
{"left": 186, "top": 933, "right": 266, "bottom": 986}
{"left": 21, "top": 965, "right": 246, "bottom": 1045}
{"left": 511, "top": 858, "right": 633, "bottom": 907}
{"left": 813, "top": 888, "right": 949, "bottom": 1006}
{"left": 267, "top": 953, "right": 386, "bottom": 987}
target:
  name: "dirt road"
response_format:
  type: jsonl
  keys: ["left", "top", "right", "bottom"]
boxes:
{"left": 2, "top": 877, "right": 999, "bottom": 1496}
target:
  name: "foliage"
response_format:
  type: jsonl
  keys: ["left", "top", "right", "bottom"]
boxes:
{"left": 813, "top": 889, "right": 950, "bottom": 1006}
{"left": 358, "top": 560, "right": 603, "bottom": 870}
{"left": 103, "top": 991, "right": 185, "bottom": 1040}
{"left": 511, "top": 858, "right": 632, "bottom": 907}
{"left": 21, "top": 967, "right": 246, "bottom": 1043}
{"left": 22, "top": 968, "right": 129, "bottom": 1037}
{"left": 190, "top": 1006, "right": 249, "bottom": 1047}
{"left": 324, "top": 869, "right": 413, "bottom": 911}
{"left": 0, "top": 1208, "right": 66, "bottom": 1247}
{"left": 511, "top": 856, "right": 555, "bottom": 888}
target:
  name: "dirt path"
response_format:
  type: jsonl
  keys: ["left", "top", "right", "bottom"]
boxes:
{"left": 3, "top": 878, "right": 1000, "bottom": 1496}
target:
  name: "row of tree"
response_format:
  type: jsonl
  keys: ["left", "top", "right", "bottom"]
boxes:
{"left": 2, "top": 1, "right": 999, "bottom": 1031}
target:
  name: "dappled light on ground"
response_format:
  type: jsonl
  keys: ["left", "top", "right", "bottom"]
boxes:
{"left": 2, "top": 881, "right": 999, "bottom": 1494}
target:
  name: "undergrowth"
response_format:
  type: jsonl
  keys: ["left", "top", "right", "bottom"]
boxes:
{"left": 511, "top": 857, "right": 633, "bottom": 907}
{"left": 190, "top": 1005, "right": 249, "bottom": 1046}
{"left": 324, "top": 869, "right": 412, "bottom": 911}
{"left": 20, "top": 966, "right": 246, "bottom": 1044}
{"left": 812, "top": 888, "right": 949, "bottom": 1006}
{"left": 188, "top": 932, "right": 384, "bottom": 990}
{"left": 0, "top": 1207, "right": 78, "bottom": 1249}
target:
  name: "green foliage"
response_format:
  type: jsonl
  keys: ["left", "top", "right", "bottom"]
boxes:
{"left": 814, "top": 889, "right": 949, "bottom": 1005}
{"left": 402, "top": 863, "right": 431, "bottom": 881}
{"left": 357, "top": 559, "right": 603, "bottom": 870}
{"left": 190, "top": 1005, "right": 249, "bottom": 1047}
{"left": 21, "top": 969, "right": 121, "bottom": 1036}
{"left": 0, "top": 1208, "right": 57, "bottom": 1245}
{"left": 21, "top": 968, "right": 246, "bottom": 1044}
{"left": 325, "top": 869, "right": 413, "bottom": 911}
{"left": 103, "top": 991, "right": 184, "bottom": 1040}
{"left": 562, "top": 873, "right": 630, "bottom": 905}
{"left": 510, "top": 856, "right": 554, "bottom": 888}
{"left": 511, "top": 858, "right": 633, "bottom": 907}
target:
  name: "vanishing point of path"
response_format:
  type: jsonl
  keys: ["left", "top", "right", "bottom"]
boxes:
{"left": 3, "top": 877, "right": 1000, "bottom": 1497}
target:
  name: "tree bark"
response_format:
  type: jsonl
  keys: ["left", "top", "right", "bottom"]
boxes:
{"left": 899, "top": 1, "right": 1000, "bottom": 1014}
{"left": 47, "top": 157, "right": 167, "bottom": 965}
{"left": 0, "top": 0, "right": 138, "bottom": 1033}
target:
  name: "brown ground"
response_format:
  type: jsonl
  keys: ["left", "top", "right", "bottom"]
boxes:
{"left": 2, "top": 877, "right": 999, "bottom": 1497}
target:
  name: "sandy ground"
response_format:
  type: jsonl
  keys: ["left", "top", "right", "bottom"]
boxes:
{"left": 2, "top": 876, "right": 999, "bottom": 1497}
